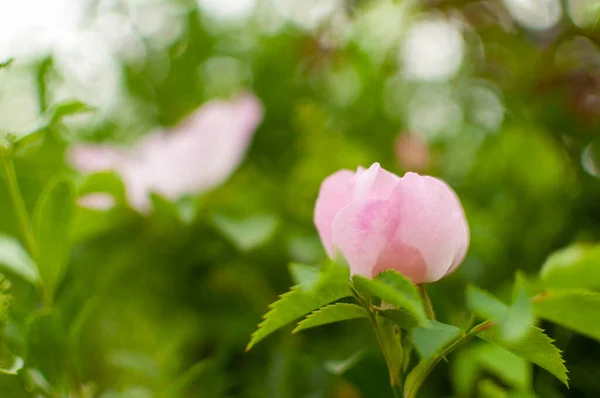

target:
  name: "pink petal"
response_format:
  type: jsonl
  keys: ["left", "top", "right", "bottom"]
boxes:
{"left": 314, "top": 170, "right": 355, "bottom": 257}
{"left": 331, "top": 199, "right": 399, "bottom": 277}
{"left": 352, "top": 162, "right": 400, "bottom": 201}
{"left": 383, "top": 172, "right": 469, "bottom": 283}
{"left": 67, "top": 144, "right": 123, "bottom": 173}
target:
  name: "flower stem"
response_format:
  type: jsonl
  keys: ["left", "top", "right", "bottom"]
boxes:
{"left": 418, "top": 284, "right": 435, "bottom": 320}
{"left": 1, "top": 154, "right": 38, "bottom": 259}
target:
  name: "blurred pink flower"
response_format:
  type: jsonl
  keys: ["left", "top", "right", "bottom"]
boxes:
{"left": 68, "top": 93, "right": 263, "bottom": 212}
{"left": 395, "top": 133, "right": 430, "bottom": 172}
{"left": 314, "top": 163, "right": 469, "bottom": 284}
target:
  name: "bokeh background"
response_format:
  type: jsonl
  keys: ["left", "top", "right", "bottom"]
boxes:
{"left": 1, "top": 0, "right": 600, "bottom": 396}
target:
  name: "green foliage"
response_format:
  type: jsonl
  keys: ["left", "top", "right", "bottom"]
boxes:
{"left": 379, "top": 308, "right": 420, "bottom": 331}
{"left": 478, "top": 326, "right": 568, "bottom": 387}
{"left": 0, "top": 344, "right": 23, "bottom": 375}
{"left": 353, "top": 271, "right": 427, "bottom": 324}
{"left": 288, "top": 263, "right": 319, "bottom": 287}
{"left": 211, "top": 213, "right": 279, "bottom": 251}
{"left": 540, "top": 244, "right": 600, "bottom": 291}
{"left": 534, "top": 290, "right": 600, "bottom": 342}
{"left": 466, "top": 281, "right": 533, "bottom": 343}
{"left": 376, "top": 315, "right": 404, "bottom": 389}
{"left": 452, "top": 343, "right": 532, "bottom": 396}
{"left": 45, "top": 100, "right": 95, "bottom": 125}
{"left": 293, "top": 303, "right": 368, "bottom": 333}
{"left": 410, "top": 320, "right": 462, "bottom": 359}
{"left": 246, "top": 282, "right": 352, "bottom": 350}
{"left": 0, "top": 234, "right": 39, "bottom": 284}
{"left": 33, "top": 177, "right": 75, "bottom": 297}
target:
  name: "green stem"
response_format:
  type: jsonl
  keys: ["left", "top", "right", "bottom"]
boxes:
{"left": 1, "top": 155, "right": 38, "bottom": 260}
{"left": 403, "top": 321, "right": 493, "bottom": 398}
{"left": 355, "top": 293, "right": 403, "bottom": 397}
{"left": 36, "top": 58, "right": 51, "bottom": 113}
{"left": 418, "top": 284, "right": 435, "bottom": 320}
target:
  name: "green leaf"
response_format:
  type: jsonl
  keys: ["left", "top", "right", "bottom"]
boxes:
{"left": 288, "top": 263, "right": 319, "bottom": 287}
{"left": 379, "top": 309, "right": 420, "bottom": 331}
{"left": 12, "top": 130, "right": 45, "bottom": 155}
{"left": 410, "top": 320, "right": 461, "bottom": 359}
{"left": 0, "top": 58, "right": 14, "bottom": 69}
{"left": 324, "top": 349, "right": 367, "bottom": 375}
{"left": 246, "top": 282, "right": 352, "bottom": 350}
{"left": 540, "top": 244, "right": 600, "bottom": 290}
{"left": 157, "top": 359, "right": 214, "bottom": 398}
{"left": 0, "top": 344, "right": 23, "bottom": 375}
{"left": 47, "top": 100, "right": 95, "bottom": 123}
{"left": 293, "top": 303, "right": 368, "bottom": 333}
{"left": 27, "top": 312, "right": 71, "bottom": 393}
{"left": 12, "top": 100, "right": 96, "bottom": 156}
{"left": 353, "top": 270, "right": 426, "bottom": 324}
{"left": 33, "top": 177, "right": 75, "bottom": 295}
{"left": 212, "top": 213, "right": 279, "bottom": 251}
{"left": 452, "top": 342, "right": 532, "bottom": 396}
{"left": 503, "top": 274, "right": 533, "bottom": 342}
{"left": 534, "top": 290, "right": 600, "bottom": 342}
{"left": 478, "top": 326, "right": 568, "bottom": 387}
{"left": 466, "top": 281, "right": 533, "bottom": 343}
{"left": 0, "top": 234, "right": 40, "bottom": 284}
{"left": 78, "top": 171, "right": 125, "bottom": 201}
{"left": 404, "top": 323, "right": 479, "bottom": 398}
{"left": 466, "top": 285, "right": 509, "bottom": 320}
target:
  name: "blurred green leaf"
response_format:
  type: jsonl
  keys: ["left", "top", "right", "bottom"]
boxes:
{"left": 0, "top": 344, "right": 23, "bottom": 375}
{"left": 12, "top": 130, "right": 45, "bottom": 155}
{"left": 410, "top": 320, "right": 461, "bottom": 359}
{"left": 212, "top": 213, "right": 279, "bottom": 251}
{"left": 47, "top": 100, "right": 95, "bottom": 124}
{"left": 467, "top": 281, "right": 533, "bottom": 343}
{"left": 353, "top": 271, "right": 426, "bottom": 325}
{"left": 534, "top": 290, "right": 600, "bottom": 342}
{"left": 503, "top": 274, "right": 533, "bottom": 342}
{"left": 0, "top": 58, "right": 14, "bottom": 69}
{"left": 13, "top": 100, "right": 95, "bottom": 156}
{"left": 324, "top": 349, "right": 367, "bottom": 375}
{"left": 293, "top": 303, "right": 368, "bottom": 333}
{"left": 33, "top": 177, "right": 75, "bottom": 296}
{"left": 478, "top": 326, "right": 568, "bottom": 387}
{"left": 0, "top": 234, "right": 40, "bottom": 284}
{"left": 157, "top": 359, "right": 214, "bottom": 398}
{"left": 452, "top": 342, "right": 532, "bottom": 396}
{"left": 288, "top": 263, "right": 319, "bottom": 287}
{"left": 246, "top": 282, "right": 352, "bottom": 350}
{"left": 26, "top": 312, "right": 72, "bottom": 394}
{"left": 540, "top": 244, "right": 600, "bottom": 291}
{"left": 466, "top": 285, "right": 509, "bottom": 321}
{"left": 0, "top": 373, "right": 28, "bottom": 398}
{"left": 78, "top": 171, "right": 125, "bottom": 201}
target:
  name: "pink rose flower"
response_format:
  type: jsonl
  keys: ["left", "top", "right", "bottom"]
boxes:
{"left": 68, "top": 93, "right": 263, "bottom": 212}
{"left": 314, "top": 163, "right": 469, "bottom": 284}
